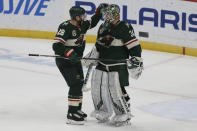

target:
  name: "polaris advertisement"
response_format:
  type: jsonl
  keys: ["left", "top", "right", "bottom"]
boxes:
{"left": 0, "top": 0, "right": 197, "bottom": 48}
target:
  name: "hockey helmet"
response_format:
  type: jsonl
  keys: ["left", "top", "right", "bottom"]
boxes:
{"left": 103, "top": 4, "right": 120, "bottom": 23}
{"left": 69, "top": 6, "right": 86, "bottom": 20}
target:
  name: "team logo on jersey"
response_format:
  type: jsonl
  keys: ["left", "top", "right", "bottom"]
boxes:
{"left": 75, "top": 34, "right": 84, "bottom": 45}
{"left": 72, "top": 30, "right": 77, "bottom": 37}
{"left": 98, "top": 35, "right": 114, "bottom": 48}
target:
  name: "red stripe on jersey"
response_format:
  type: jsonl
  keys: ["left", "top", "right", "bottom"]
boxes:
{"left": 54, "top": 37, "right": 65, "bottom": 44}
{"left": 65, "top": 49, "right": 74, "bottom": 57}
{"left": 126, "top": 39, "right": 138, "bottom": 46}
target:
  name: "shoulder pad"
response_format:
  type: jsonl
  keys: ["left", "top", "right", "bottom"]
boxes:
{"left": 120, "top": 21, "right": 133, "bottom": 30}
{"left": 58, "top": 21, "right": 70, "bottom": 30}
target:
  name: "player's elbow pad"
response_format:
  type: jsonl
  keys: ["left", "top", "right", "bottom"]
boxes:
{"left": 52, "top": 42, "right": 65, "bottom": 56}
{"left": 52, "top": 42, "right": 62, "bottom": 51}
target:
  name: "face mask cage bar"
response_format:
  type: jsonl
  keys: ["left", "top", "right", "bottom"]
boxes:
{"left": 103, "top": 10, "right": 116, "bottom": 23}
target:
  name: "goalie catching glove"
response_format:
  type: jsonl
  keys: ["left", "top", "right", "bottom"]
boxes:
{"left": 127, "top": 56, "right": 143, "bottom": 79}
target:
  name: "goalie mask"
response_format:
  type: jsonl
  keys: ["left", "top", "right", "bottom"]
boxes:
{"left": 103, "top": 4, "right": 120, "bottom": 24}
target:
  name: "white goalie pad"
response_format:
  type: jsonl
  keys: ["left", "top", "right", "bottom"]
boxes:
{"left": 81, "top": 46, "right": 99, "bottom": 67}
{"left": 91, "top": 69, "right": 113, "bottom": 119}
{"left": 108, "top": 72, "right": 130, "bottom": 115}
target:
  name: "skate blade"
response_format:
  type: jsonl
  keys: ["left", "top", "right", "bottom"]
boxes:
{"left": 66, "top": 119, "right": 85, "bottom": 125}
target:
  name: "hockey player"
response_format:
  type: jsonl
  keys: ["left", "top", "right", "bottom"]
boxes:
{"left": 82, "top": 4, "right": 143, "bottom": 126}
{"left": 52, "top": 4, "right": 108, "bottom": 125}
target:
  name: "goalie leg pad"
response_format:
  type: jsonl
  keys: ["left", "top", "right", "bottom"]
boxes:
{"left": 108, "top": 72, "right": 130, "bottom": 116}
{"left": 91, "top": 69, "right": 113, "bottom": 120}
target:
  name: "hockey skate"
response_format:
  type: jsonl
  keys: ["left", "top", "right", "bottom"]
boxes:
{"left": 91, "top": 110, "right": 111, "bottom": 123}
{"left": 66, "top": 112, "right": 85, "bottom": 125}
{"left": 110, "top": 113, "right": 132, "bottom": 127}
{"left": 77, "top": 110, "right": 87, "bottom": 121}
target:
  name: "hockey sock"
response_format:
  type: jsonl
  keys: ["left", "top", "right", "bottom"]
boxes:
{"left": 68, "top": 96, "right": 81, "bottom": 113}
{"left": 77, "top": 96, "right": 83, "bottom": 110}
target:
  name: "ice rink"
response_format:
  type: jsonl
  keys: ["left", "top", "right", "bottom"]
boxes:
{"left": 0, "top": 36, "right": 197, "bottom": 131}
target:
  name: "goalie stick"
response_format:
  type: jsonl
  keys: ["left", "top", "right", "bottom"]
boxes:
{"left": 82, "top": 63, "right": 94, "bottom": 92}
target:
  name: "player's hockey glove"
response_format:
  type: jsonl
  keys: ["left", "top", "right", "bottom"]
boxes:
{"left": 127, "top": 56, "right": 143, "bottom": 79}
{"left": 64, "top": 48, "right": 80, "bottom": 63}
{"left": 95, "top": 3, "right": 108, "bottom": 14}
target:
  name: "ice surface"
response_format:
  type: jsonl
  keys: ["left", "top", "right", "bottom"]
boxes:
{"left": 0, "top": 36, "right": 197, "bottom": 131}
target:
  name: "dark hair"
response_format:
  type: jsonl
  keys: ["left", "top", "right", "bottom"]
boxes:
{"left": 69, "top": 6, "right": 85, "bottom": 19}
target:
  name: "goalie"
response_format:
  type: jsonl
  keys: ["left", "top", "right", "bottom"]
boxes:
{"left": 82, "top": 4, "right": 143, "bottom": 126}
